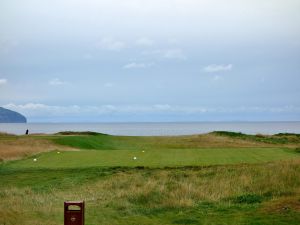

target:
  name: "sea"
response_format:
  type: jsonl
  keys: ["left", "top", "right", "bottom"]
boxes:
{"left": 0, "top": 122, "right": 300, "bottom": 136}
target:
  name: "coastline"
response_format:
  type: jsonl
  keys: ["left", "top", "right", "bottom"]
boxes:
{"left": 1, "top": 121, "right": 300, "bottom": 136}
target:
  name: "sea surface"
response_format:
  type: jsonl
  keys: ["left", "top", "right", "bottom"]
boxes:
{"left": 0, "top": 122, "right": 300, "bottom": 136}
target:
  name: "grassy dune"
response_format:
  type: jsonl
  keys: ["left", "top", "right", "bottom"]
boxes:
{"left": 1, "top": 131, "right": 300, "bottom": 224}
{"left": 0, "top": 133, "right": 69, "bottom": 162}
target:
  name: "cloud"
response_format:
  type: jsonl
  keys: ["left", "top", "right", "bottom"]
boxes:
{"left": 5, "top": 103, "right": 299, "bottom": 118}
{"left": 96, "top": 38, "right": 125, "bottom": 51}
{"left": 153, "top": 104, "right": 172, "bottom": 110}
{"left": 203, "top": 64, "right": 233, "bottom": 73}
{"left": 0, "top": 79, "right": 7, "bottom": 85}
{"left": 136, "top": 38, "right": 154, "bottom": 46}
{"left": 3, "top": 103, "right": 81, "bottom": 117}
{"left": 2, "top": 103, "right": 120, "bottom": 117}
{"left": 3, "top": 103, "right": 300, "bottom": 122}
{"left": 5, "top": 103, "right": 54, "bottom": 111}
{"left": 163, "top": 49, "right": 187, "bottom": 60}
{"left": 49, "top": 78, "right": 67, "bottom": 86}
{"left": 2, "top": 103, "right": 208, "bottom": 117}
{"left": 123, "top": 62, "right": 154, "bottom": 69}
{"left": 143, "top": 48, "right": 187, "bottom": 60}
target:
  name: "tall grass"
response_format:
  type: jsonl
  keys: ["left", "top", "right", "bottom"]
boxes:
{"left": 1, "top": 160, "right": 300, "bottom": 225}
{"left": 0, "top": 137, "right": 61, "bottom": 161}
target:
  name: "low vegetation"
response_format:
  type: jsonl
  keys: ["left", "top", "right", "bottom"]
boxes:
{"left": 213, "top": 131, "right": 300, "bottom": 145}
{"left": 52, "top": 131, "right": 300, "bottom": 151}
{"left": 0, "top": 134, "right": 70, "bottom": 162}
{"left": 1, "top": 160, "right": 300, "bottom": 225}
{"left": 0, "top": 131, "right": 300, "bottom": 224}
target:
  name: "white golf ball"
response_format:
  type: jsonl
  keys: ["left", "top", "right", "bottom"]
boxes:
{"left": 33, "top": 158, "right": 37, "bottom": 162}
{"left": 142, "top": 150, "right": 145, "bottom": 153}
{"left": 133, "top": 157, "right": 137, "bottom": 160}
{"left": 57, "top": 151, "right": 60, "bottom": 154}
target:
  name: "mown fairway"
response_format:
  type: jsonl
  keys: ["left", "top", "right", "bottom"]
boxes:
{"left": 6, "top": 147, "right": 299, "bottom": 169}
{"left": 1, "top": 131, "right": 300, "bottom": 225}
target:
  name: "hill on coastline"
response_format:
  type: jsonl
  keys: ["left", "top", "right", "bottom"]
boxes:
{"left": 0, "top": 107, "right": 27, "bottom": 123}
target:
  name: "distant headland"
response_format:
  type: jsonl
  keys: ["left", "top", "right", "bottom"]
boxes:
{"left": 0, "top": 107, "right": 27, "bottom": 123}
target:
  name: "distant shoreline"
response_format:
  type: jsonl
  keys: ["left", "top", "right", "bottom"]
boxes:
{"left": 1, "top": 121, "right": 300, "bottom": 136}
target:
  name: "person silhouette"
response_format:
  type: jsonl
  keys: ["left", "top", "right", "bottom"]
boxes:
{"left": 25, "top": 129, "right": 29, "bottom": 135}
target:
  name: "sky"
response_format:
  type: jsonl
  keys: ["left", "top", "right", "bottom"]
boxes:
{"left": 0, "top": 0, "right": 300, "bottom": 122}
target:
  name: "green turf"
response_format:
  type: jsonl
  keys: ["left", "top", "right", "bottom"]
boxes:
{"left": 5, "top": 147, "right": 299, "bottom": 169}
{"left": 1, "top": 164, "right": 300, "bottom": 225}
{"left": 51, "top": 133, "right": 168, "bottom": 150}
{"left": 1, "top": 132, "right": 300, "bottom": 225}
{"left": 51, "top": 131, "right": 300, "bottom": 151}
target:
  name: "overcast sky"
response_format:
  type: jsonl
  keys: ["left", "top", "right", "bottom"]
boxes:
{"left": 0, "top": 0, "right": 300, "bottom": 122}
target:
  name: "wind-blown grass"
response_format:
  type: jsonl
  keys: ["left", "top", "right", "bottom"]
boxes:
{"left": 1, "top": 160, "right": 300, "bottom": 225}
{"left": 1, "top": 131, "right": 300, "bottom": 224}
{"left": 0, "top": 135, "right": 66, "bottom": 161}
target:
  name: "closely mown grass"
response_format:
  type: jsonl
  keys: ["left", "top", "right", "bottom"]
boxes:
{"left": 1, "top": 160, "right": 300, "bottom": 225}
{"left": 5, "top": 147, "right": 299, "bottom": 169}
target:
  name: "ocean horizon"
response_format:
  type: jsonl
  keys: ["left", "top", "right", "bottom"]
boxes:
{"left": 1, "top": 121, "right": 300, "bottom": 136}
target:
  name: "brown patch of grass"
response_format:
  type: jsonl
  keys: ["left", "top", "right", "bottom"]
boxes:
{"left": 189, "top": 133, "right": 300, "bottom": 148}
{"left": 169, "top": 134, "right": 275, "bottom": 148}
{"left": 0, "top": 136, "right": 72, "bottom": 161}
{"left": 68, "top": 159, "right": 300, "bottom": 208}
{"left": 261, "top": 195, "right": 300, "bottom": 213}
{"left": 143, "top": 134, "right": 265, "bottom": 149}
{"left": 1, "top": 160, "right": 300, "bottom": 224}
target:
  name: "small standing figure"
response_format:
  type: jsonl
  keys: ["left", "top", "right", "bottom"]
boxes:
{"left": 25, "top": 129, "right": 29, "bottom": 135}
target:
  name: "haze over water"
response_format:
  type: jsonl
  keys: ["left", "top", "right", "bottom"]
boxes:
{"left": 1, "top": 122, "right": 300, "bottom": 136}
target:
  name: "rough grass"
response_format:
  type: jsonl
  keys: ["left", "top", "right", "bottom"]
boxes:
{"left": 1, "top": 131, "right": 300, "bottom": 224}
{"left": 1, "top": 160, "right": 300, "bottom": 225}
{"left": 0, "top": 135, "right": 69, "bottom": 162}
{"left": 213, "top": 131, "right": 300, "bottom": 145}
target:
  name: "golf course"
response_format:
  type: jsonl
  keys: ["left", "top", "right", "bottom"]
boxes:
{"left": 1, "top": 131, "right": 300, "bottom": 225}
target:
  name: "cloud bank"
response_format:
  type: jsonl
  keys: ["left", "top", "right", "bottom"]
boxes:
{"left": 0, "top": 79, "right": 7, "bottom": 85}
{"left": 123, "top": 62, "right": 154, "bottom": 69}
{"left": 143, "top": 49, "right": 187, "bottom": 60}
{"left": 49, "top": 78, "right": 67, "bottom": 86}
{"left": 3, "top": 103, "right": 300, "bottom": 122}
{"left": 96, "top": 38, "right": 126, "bottom": 51}
{"left": 204, "top": 64, "right": 233, "bottom": 73}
